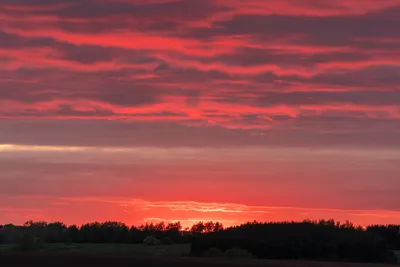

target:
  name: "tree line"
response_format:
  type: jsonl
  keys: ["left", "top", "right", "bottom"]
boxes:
{"left": 0, "top": 219, "right": 399, "bottom": 263}
{"left": 0, "top": 220, "right": 223, "bottom": 244}
{"left": 192, "top": 220, "right": 400, "bottom": 263}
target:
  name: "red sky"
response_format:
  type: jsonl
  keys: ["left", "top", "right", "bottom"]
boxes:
{"left": 0, "top": 0, "right": 400, "bottom": 227}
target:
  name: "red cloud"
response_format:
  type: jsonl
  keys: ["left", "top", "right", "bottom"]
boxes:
{"left": 0, "top": 0, "right": 399, "bottom": 144}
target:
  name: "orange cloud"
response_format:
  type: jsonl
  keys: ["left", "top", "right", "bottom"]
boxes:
{"left": 2, "top": 196, "right": 400, "bottom": 228}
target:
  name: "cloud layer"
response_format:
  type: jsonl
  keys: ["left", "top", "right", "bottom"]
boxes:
{"left": 1, "top": 146, "right": 400, "bottom": 225}
{"left": 1, "top": 0, "right": 399, "bottom": 146}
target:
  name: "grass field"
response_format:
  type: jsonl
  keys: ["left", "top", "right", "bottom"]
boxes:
{"left": 0, "top": 244, "right": 398, "bottom": 266}
{"left": 0, "top": 252, "right": 397, "bottom": 267}
{"left": 393, "top": 251, "right": 400, "bottom": 263}
{"left": 0, "top": 243, "right": 191, "bottom": 256}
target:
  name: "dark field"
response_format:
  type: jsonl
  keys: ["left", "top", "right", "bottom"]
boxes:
{"left": 0, "top": 244, "right": 399, "bottom": 266}
{"left": 0, "top": 252, "right": 396, "bottom": 267}
{"left": 0, "top": 243, "right": 191, "bottom": 256}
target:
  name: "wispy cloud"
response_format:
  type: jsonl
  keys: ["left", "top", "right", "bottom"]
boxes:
{"left": 0, "top": 0, "right": 399, "bottom": 135}
{"left": 3, "top": 196, "right": 400, "bottom": 227}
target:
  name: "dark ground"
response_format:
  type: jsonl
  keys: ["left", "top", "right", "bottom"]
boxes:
{"left": 0, "top": 253, "right": 396, "bottom": 267}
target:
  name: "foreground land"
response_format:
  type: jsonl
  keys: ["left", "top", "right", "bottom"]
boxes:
{"left": 0, "top": 252, "right": 397, "bottom": 267}
{"left": 0, "top": 243, "right": 190, "bottom": 256}
{"left": 395, "top": 251, "right": 400, "bottom": 260}
{"left": 0, "top": 244, "right": 398, "bottom": 266}
{"left": 2, "top": 221, "right": 399, "bottom": 263}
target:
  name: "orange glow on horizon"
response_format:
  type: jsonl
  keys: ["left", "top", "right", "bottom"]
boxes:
{"left": 2, "top": 196, "right": 400, "bottom": 228}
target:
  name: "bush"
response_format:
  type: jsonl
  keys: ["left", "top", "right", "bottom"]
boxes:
{"left": 224, "top": 248, "right": 255, "bottom": 259}
{"left": 15, "top": 233, "right": 42, "bottom": 251}
{"left": 143, "top": 236, "right": 161, "bottom": 246}
{"left": 204, "top": 247, "right": 224, "bottom": 258}
{"left": 181, "top": 251, "right": 191, "bottom": 257}
{"left": 160, "top": 237, "right": 174, "bottom": 245}
{"left": 385, "top": 250, "right": 398, "bottom": 264}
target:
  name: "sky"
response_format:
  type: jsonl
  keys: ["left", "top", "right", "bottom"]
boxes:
{"left": 0, "top": 0, "right": 400, "bottom": 228}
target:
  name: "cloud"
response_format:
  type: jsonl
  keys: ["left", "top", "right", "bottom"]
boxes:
{"left": 193, "top": 7, "right": 400, "bottom": 42}
{"left": 0, "top": 0, "right": 399, "bottom": 141}
{"left": 0, "top": 119, "right": 399, "bottom": 150}
{"left": 2, "top": 195, "right": 400, "bottom": 227}
{"left": 3, "top": 0, "right": 227, "bottom": 20}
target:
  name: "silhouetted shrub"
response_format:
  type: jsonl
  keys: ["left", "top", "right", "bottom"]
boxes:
{"left": 160, "top": 237, "right": 174, "bottom": 245}
{"left": 384, "top": 250, "right": 398, "bottom": 264}
{"left": 15, "top": 233, "right": 42, "bottom": 251}
{"left": 204, "top": 247, "right": 224, "bottom": 258}
{"left": 224, "top": 248, "right": 255, "bottom": 258}
{"left": 1, "top": 219, "right": 399, "bottom": 264}
{"left": 181, "top": 251, "right": 191, "bottom": 257}
{"left": 143, "top": 236, "right": 161, "bottom": 246}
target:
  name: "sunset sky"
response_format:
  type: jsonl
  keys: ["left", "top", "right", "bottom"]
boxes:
{"left": 1, "top": 0, "right": 400, "bottom": 227}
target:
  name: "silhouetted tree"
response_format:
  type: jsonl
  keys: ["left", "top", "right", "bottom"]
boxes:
{"left": 100, "top": 221, "right": 129, "bottom": 243}
{"left": 166, "top": 222, "right": 182, "bottom": 232}
{"left": 0, "top": 219, "right": 399, "bottom": 263}
{"left": 45, "top": 222, "right": 67, "bottom": 243}
{"left": 0, "top": 225, "right": 4, "bottom": 244}
{"left": 213, "top": 222, "right": 224, "bottom": 232}
{"left": 191, "top": 222, "right": 205, "bottom": 234}
{"left": 66, "top": 225, "right": 79, "bottom": 243}
{"left": 165, "top": 222, "right": 182, "bottom": 242}
{"left": 1, "top": 224, "right": 19, "bottom": 244}
{"left": 204, "top": 222, "right": 215, "bottom": 233}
